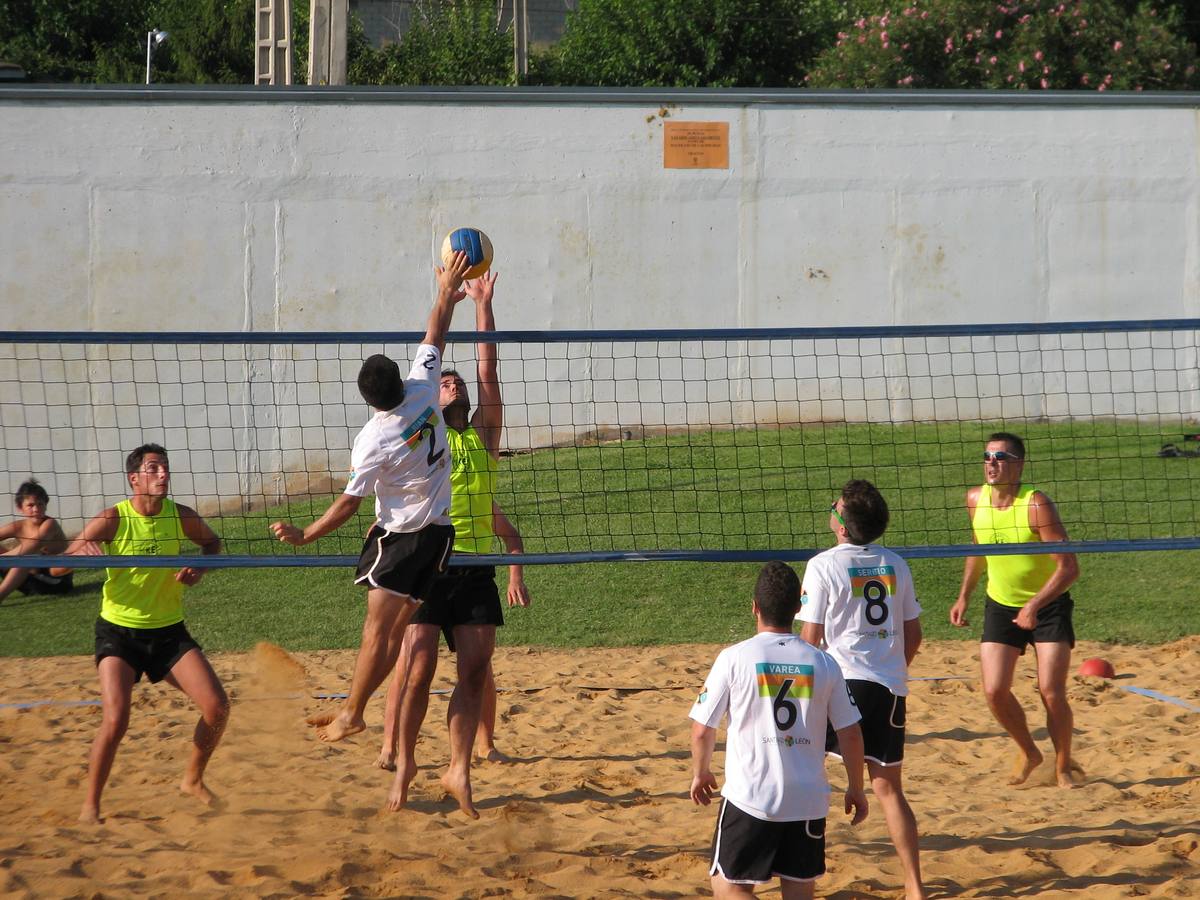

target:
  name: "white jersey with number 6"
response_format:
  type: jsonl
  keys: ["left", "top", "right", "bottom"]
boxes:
{"left": 344, "top": 343, "right": 452, "bottom": 534}
{"left": 689, "top": 632, "right": 860, "bottom": 822}
{"left": 798, "top": 543, "right": 922, "bottom": 696}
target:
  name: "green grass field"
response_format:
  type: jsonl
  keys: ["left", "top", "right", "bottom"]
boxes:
{"left": 2, "top": 543, "right": 1196, "bottom": 658}
{"left": 2, "top": 420, "right": 1197, "bottom": 656}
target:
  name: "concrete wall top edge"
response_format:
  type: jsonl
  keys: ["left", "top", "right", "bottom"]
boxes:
{"left": 2, "top": 84, "right": 1199, "bottom": 109}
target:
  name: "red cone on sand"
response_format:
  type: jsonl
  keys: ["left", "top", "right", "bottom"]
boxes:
{"left": 1078, "top": 657, "right": 1115, "bottom": 678}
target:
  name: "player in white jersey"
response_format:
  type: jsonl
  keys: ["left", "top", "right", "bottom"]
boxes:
{"left": 690, "top": 561, "right": 867, "bottom": 899}
{"left": 271, "top": 251, "right": 471, "bottom": 746}
{"left": 799, "top": 480, "right": 926, "bottom": 900}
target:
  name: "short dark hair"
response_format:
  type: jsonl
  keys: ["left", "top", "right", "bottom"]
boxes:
{"left": 754, "top": 561, "right": 801, "bottom": 626}
{"left": 988, "top": 431, "right": 1025, "bottom": 459}
{"left": 840, "top": 479, "right": 890, "bottom": 545}
{"left": 14, "top": 478, "right": 48, "bottom": 507}
{"left": 126, "top": 444, "right": 168, "bottom": 474}
{"left": 441, "top": 368, "right": 462, "bottom": 380}
{"left": 358, "top": 354, "right": 405, "bottom": 410}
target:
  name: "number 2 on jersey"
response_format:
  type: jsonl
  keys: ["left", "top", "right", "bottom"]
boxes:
{"left": 418, "top": 422, "right": 443, "bottom": 467}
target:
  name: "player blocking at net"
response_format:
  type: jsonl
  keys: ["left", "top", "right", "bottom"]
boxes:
{"left": 270, "top": 251, "right": 472, "bottom": 744}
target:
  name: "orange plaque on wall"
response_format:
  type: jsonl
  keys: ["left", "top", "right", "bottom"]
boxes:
{"left": 663, "top": 121, "right": 729, "bottom": 169}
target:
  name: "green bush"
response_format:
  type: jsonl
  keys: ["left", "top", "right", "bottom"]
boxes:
{"left": 806, "top": 0, "right": 1199, "bottom": 89}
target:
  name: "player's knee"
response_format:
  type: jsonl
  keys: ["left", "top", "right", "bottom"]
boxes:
{"left": 983, "top": 683, "right": 1012, "bottom": 708}
{"left": 203, "top": 692, "right": 231, "bottom": 727}
{"left": 99, "top": 711, "right": 130, "bottom": 743}
{"left": 871, "top": 773, "right": 899, "bottom": 800}
{"left": 456, "top": 653, "right": 491, "bottom": 688}
{"left": 1038, "top": 684, "right": 1068, "bottom": 708}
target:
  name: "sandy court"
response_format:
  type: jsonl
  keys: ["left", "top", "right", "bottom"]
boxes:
{"left": 0, "top": 637, "right": 1197, "bottom": 898}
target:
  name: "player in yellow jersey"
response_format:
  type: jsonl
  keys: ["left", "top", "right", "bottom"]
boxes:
{"left": 383, "top": 268, "right": 531, "bottom": 818}
{"left": 950, "top": 432, "right": 1081, "bottom": 788}
{"left": 60, "top": 444, "right": 226, "bottom": 823}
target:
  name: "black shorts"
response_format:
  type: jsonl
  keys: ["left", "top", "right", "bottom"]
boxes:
{"left": 0, "top": 567, "right": 74, "bottom": 596}
{"left": 827, "top": 680, "right": 906, "bottom": 767}
{"left": 94, "top": 618, "right": 201, "bottom": 684}
{"left": 409, "top": 564, "right": 503, "bottom": 651}
{"left": 353, "top": 523, "right": 454, "bottom": 602}
{"left": 982, "top": 592, "right": 1075, "bottom": 653}
{"left": 709, "top": 799, "right": 825, "bottom": 884}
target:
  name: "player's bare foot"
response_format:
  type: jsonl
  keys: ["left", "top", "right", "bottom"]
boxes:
{"left": 305, "top": 710, "right": 336, "bottom": 727}
{"left": 475, "top": 746, "right": 510, "bottom": 764}
{"left": 180, "top": 777, "right": 217, "bottom": 806}
{"left": 373, "top": 750, "right": 396, "bottom": 772}
{"left": 78, "top": 804, "right": 101, "bottom": 825}
{"left": 385, "top": 761, "right": 417, "bottom": 812}
{"left": 314, "top": 711, "right": 365, "bottom": 743}
{"left": 441, "top": 770, "right": 478, "bottom": 819}
{"left": 1057, "top": 759, "right": 1084, "bottom": 788}
{"left": 1008, "top": 749, "right": 1044, "bottom": 785}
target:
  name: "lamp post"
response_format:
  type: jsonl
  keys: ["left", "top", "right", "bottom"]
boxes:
{"left": 145, "top": 30, "right": 168, "bottom": 84}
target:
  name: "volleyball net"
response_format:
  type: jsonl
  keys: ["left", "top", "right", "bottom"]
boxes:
{"left": 2, "top": 320, "right": 1199, "bottom": 569}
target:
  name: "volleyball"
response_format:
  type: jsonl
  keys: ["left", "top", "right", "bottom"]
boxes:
{"left": 441, "top": 227, "right": 493, "bottom": 280}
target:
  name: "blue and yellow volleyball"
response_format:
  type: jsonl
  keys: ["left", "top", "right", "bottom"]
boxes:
{"left": 440, "top": 227, "right": 494, "bottom": 280}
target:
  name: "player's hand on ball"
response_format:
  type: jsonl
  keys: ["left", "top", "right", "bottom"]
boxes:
{"left": 436, "top": 251, "right": 471, "bottom": 299}
{"left": 270, "top": 521, "right": 306, "bottom": 546}
{"left": 464, "top": 270, "right": 498, "bottom": 304}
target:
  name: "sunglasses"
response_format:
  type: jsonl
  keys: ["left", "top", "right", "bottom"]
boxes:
{"left": 830, "top": 502, "right": 846, "bottom": 527}
{"left": 982, "top": 451, "right": 1021, "bottom": 462}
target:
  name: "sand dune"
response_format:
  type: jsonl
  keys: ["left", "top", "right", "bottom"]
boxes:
{"left": 1, "top": 638, "right": 1197, "bottom": 898}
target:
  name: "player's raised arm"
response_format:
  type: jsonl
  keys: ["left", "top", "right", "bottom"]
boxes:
{"left": 465, "top": 271, "right": 502, "bottom": 453}
{"left": 423, "top": 251, "right": 471, "bottom": 355}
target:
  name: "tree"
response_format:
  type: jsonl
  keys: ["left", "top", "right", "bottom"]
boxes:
{"left": 0, "top": 0, "right": 150, "bottom": 82}
{"left": 0, "top": 0, "right": 255, "bottom": 83}
{"left": 537, "top": 0, "right": 850, "bottom": 87}
{"left": 351, "top": 0, "right": 512, "bottom": 86}
{"left": 149, "top": 0, "right": 255, "bottom": 84}
{"left": 806, "top": 0, "right": 1199, "bottom": 90}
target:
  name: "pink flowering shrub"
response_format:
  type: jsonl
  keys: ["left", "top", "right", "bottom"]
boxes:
{"left": 806, "top": 0, "right": 1199, "bottom": 89}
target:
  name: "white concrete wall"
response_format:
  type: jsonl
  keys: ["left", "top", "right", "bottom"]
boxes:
{"left": 3, "top": 94, "right": 1197, "bottom": 333}
{"left": 1, "top": 90, "right": 1198, "bottom": 527}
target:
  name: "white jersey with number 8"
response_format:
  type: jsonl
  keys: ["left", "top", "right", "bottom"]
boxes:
{"left": 798, "top": 543, "right": 922, "bottom": 696}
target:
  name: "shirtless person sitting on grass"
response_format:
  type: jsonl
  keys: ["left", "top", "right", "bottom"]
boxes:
{"left": 0, "top": 479, "right": 72, "bottom": 603}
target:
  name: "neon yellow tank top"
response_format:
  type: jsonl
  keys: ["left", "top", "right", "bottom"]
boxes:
{"left": 447, "top": 426, "right": 497, "bottom": 554}
{"left": 100, "top": 498, "right": 186, "bottom": 629}
{"left": 971, "top": 483, "right": 1056, "bottom": 609}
